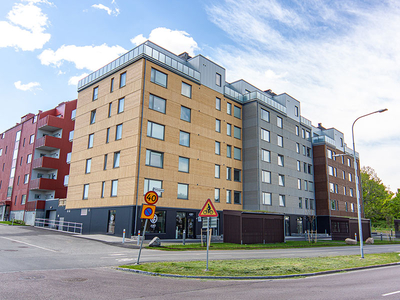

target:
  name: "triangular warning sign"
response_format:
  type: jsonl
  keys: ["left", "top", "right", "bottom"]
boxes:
{"left": 199, "top": 199, "right": 218, "bottom": 217}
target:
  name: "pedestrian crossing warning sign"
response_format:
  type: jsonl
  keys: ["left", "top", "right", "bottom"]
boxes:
{"left": 198, "top": 199, "right": 218, "bottom": 217}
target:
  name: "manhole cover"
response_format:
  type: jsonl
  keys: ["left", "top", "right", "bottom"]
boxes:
{"left": 19, "top": 275, "right": 45, "bottom": 280}
{"left": 62, "top": 278, "right": 88, "bottom": 282}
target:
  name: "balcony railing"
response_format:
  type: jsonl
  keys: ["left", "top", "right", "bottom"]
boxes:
{"left": 32, "top": 156, "right": 59, "bottom": 170}
{"left": 29, "top": 178, "right": 57, "bottom": 191}
{"left": 35, "top": 135, "right": 61, "bottom": 151}
{"left": 37, "top": 115, "right": 64, "bottom": 132}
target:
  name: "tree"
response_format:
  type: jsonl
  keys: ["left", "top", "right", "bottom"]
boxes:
{"left": 361, "top": 166, "right": 393, "bottom": 227}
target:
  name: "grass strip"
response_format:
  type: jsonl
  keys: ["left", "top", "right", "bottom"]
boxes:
{"left": 0, "top": 221, "right": 26, "bottom": 226}
{"left": 120, "top": 253, "right": 400, "bottom": 277}
{"left": 152, "top": 240, "right": 400, "bottom": 251}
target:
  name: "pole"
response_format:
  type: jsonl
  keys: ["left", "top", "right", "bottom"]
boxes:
{"left": 206, "top": 217, "right": 210, "bottom": 271}
{"left": 122, "top": 229, "right": 126, "bottom": 244}
{"left": 136, "top": 219, "right": 148, "bottom": 264}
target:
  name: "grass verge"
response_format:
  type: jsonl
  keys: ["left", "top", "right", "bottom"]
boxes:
{"left": 0, "top": 220, "right": 26, "bottom": 226}
{"left": 120, "top": 253, "right": 400, "bottom": 277}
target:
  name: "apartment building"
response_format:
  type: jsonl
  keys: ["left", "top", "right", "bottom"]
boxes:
{"left": 0, "top": 100, "right": 76, "bottom": 223}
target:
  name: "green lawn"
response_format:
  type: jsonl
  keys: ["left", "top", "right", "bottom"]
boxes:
{"left": 120, "top": 252, "right": 400, "bottom": 277}
{"left": 0, "top": 221, "right": 26, "bottom": 226}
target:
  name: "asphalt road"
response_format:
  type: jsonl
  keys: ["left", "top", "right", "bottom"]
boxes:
{"left": 2, "top": 224, "right": 400, "bottom": 299}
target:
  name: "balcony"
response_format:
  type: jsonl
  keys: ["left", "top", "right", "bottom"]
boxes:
{"left": 35, "top": 135, "right": 60, "bottom": 151}
{"left": 30, "top": 178, "right": 57, "bottom": 191}
{"left": 32, "top": 156, "right": 59, "bottom": 171}
{"left": 38, "top": 115, "right": 64, "bottom": 132}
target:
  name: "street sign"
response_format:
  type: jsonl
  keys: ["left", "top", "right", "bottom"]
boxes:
{"left": 140, "top": 204, "right": 156, "bottom": 219}
{"left": 144, "top": 191, "right": 159, "bottom": 205}
{"left": 199, "top": 199, "right": 218, "bottom": 217}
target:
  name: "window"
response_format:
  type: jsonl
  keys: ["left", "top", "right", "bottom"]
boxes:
{"left": 297, "top": 179, "right": 302, "bottom": 190}
{"left": 151, "top": 68, "right": 167, "bottom": 87}
{"left": 342, "top": 170, "right": 346, "bottom": 179}
{"left": 328, "top": 166, "right": 334, "bottom": 176}
{"left": 347, "top": 158, "right": 351, "bottom": 167}
{"left": 304, "top": 180, "right": 308, "bottom": 191}
{"left": 21, "top": 195, "right": 26, "bottom": 205}
{"left": 147, "top": 121, "right": 164, "bottom": 140}
{"left": 113, "top": 151, "right": 120, "bottom": 168}
{"left": 216, "top": 119, "right": 221, "bottom": 132}
{"left": 305, "top": 198, "right": 309, "bottom": 209}
{"left": 279, "top": 174, "right": 285, "bottom": 186}
{"left": 106, "top": 128, "right": 110, "bottom": 143}
{"left": 145, "top": 150, "right": 163, "bottom": 168}
{"left": 296, "top": 143, "right": 300, "bottom": 153}
{"left": 279, "top": 195, "right": 286, "bottom": 207}
{"left": 92, "top": 86, "right": 98, "bottom": 101}
{"left": 108, "top": 102, "right": 112, "bottom": 117}
{"left": 177, "top": 183, "right": 189, "bottom": 199}
{"left": 118, "top": 98, "right": 124, "bottom": 113}
{"left": 234, "top": 169, "right": 241, "bottom": 182}
{"left": 115, "top": 124, "right": 123, "bottom": 140}
{"left": 83, "top": 184, "right": 89, "bottom": 199}
{"left": 331, "top": 200, "right": 336, "bottom": 210}
{"left": 226, "top": 190, "right": 232, "bottom": 204}
{"left": 234, "top": 106, "right": 241, "bottom": 119}
{"left": 110, "top": 78, "right": 114, "bottom": 92}
{"left": 351, "top": 203, "right": 355, "bottom": 212}
{"left": 261, "top": 128, "right": 270, "bottom": 142}
{"left": 27, "top": 154, "right": 32, "bottom": 164}
{"left": 308, "top": 164, "right": 313, "bottom": 174}
{"left": 306, "top": 147, "right": 311, "bottom": 157}
{"left": 262, "top": 192, "right": 272, "bottom": 205}
{"left": 215, "top": 164, "right": 220, "bottom": 178}
{"left": 234, "top": 191, "right": 241, "bottom": 204}
{"left": 277, "top": 135, "right": 283, "bottom": 147}
{"left": 350, "top": 188, "right": 354, "bottom": 197}
{"left": 216, "top": 97, "right": 221, "bottom": 110}
{"left": 0, "top": 148, "right": 2, "bottom": 156}
{"left": 345, "top": 202, "right": 348, "bottom": 211}
{"left": 227, "top": 102, "right": 232, "bottom": 115}
{"left": 180, "top": 106, "right": 191, "bottom": 122}
{"left": 90, "top": 110, "right": 96, "bottom": 124}
{"left": 216, "top": 73, "right": 221, "bottom": 86}
{"left": 227, "top": 123, "right": 231, "bottom": 136}
{"left": 261, "top": 109, "right": 270, "bottom": 122}
{"left": 262, "top": 149, "right": 270, "bottom": 162}
{"left": 24, "top": 174, "right": 29, "bottom": 184}
{"left": 349, "top": 173, "right": 353, "bottom": 182}
{"left": 88, "top": 134, "right": 94, "bottom": 148}
{"left": 301, "top": 128, "right": 305, "bottom": 139}
{"left": 234, "top": 126, "right": 241, "bottom": 139}
{"left": 215, "top": 188, "right": 220, "bottom": 203}
{"left": 330, "top": 183, "right": 335, "bottom": 193}
{"left": 179, "top": 131, "right": 190, "bottom": 147}
{"left": 294, "top": 106, "right": 299, "bottom": 117}
{"left": 309, "top": 182, "right": 313, "bottom": 192}
{"left": 20, "top": 156, "right": 23, "bottom": 166}
{"left": 85, "top": 158, "right": 92, "bottom": 174}
{"left": 327, "top": 149, "right": 333, "bottom": 159}
{"left": 149, "top": 94, "right": 166, "bottom": 114}
{"left": 310, "top": 199, "right": 315, "bottom": 210}
{"left": 120, "top": 72, "right": 126, "bottom": 88}
{"left": 226, "top": 167, "right": 231, "bottom": 180}
{"left": 299, "top": 197, "right": 303, "bottom": 209}
{"left": 101, "top": 181, "right": 105, "bottom": 198}
{"left": 277, "top": 116, "right": 283, "bottom": 128}
{"left": 306, "top": 131, "right": 310, "bottom": 139}
{"left": 144, "top": 179, "right": 163, "bottom": 196}
{"left": 181, "top": 82, "right": 192, "bottom": 98}
{"left": 111, "top": 180, "right": 118, "bottom": 197}
{"left": 302, "top": 145, "right": 306, "bottom": 155}
{"left": 226, "top": 145, "right": 231, "bottom": 158}
{"left": 215, "top": 141, "right": 220, "bottom": 155}
{"left": 103, "top": 154, "right": 108, "bottom": 170}
{"left": 297, "top": 160, "right": 301, "bottom": 171}
{"left": 278, "top": 154, "right": 284, "bottom": 166}
{"left": 262, "top": 170, "right": 271, "bottom": 183}
{"left": 178, "top": 157, "right": 189, "bottom": 173}
{"left": 295, "top": 126, "right": 299, "bottom": 136}
{"left": 234, "top": 147, "right": 241, "bottom": 160}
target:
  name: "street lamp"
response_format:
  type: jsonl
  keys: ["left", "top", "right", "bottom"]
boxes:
{"left": 352, "top": 108, "right": 387, "bottom": 258}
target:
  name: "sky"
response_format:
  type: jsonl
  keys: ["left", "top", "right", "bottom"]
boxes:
{"left": 0, "top": 0, "right": 399, "bottom": 192}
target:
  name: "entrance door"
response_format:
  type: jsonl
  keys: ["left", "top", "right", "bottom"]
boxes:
{"left": 107, "top": 210, "right": 116, "bottom": 234}
{"left": 48, "top": 210, "right": 56, "bottom": 228}
{"left": 297, "top": 217, "right": 303, "bottom": 234}
{"left": 187, "top": 213, "right": 195, "bottom": 239}
{"left": 284, "top": 216, "right": 290, "bottom": 236}
{"left": 175, "top": 212, "right": 186, "bottom": 239}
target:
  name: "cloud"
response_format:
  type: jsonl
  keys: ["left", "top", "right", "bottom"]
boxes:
{"left": 206, "top": 0, "right": 400, "bottom": 190}
{"left": 68, "top": 73, "right": 89, "bottom": 85}
{"left": 38, "top": 44, "right": 127, "bottom": 71}
{"left": 0, "top": 2, "right": 51, "bottom": 51}
{"left": 92, "top": 3, "right": 120, "bottom": 16}
{"left": 14, "top": 81, "right": 41, "bottom": 91}
{"left": 131, "top": 27, "right": 199, "bottom": 56}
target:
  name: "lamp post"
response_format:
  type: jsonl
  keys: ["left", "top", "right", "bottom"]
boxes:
{"left": 352, "top": 108, "right": 387, "bottom": 258}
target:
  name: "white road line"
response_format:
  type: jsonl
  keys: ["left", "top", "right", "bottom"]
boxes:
{"left": 0, "top": 236, "right": 58, "bottom": 253}
{"left": 109, "top": 253, "right": 125, "bottom": 256}
{"left": 382, "top": 290, "right": 400, "bottom": 297}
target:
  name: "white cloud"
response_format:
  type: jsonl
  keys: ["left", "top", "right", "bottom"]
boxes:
{"left": 0, "top": 2, "right": 51, "bottom": 51}
{"left": 206, "top": 1, "right": 400, "bottom": 191}
{"left": 14, "top": 81, "right": 41, "bottom": 91}
{"left": 38, "top": 44, "right": 127, "bottom": 71}
{"left": 131, "top": 27, "right": 199, "bottom": 56}
{"left": 68, "top": 73, "right": 89, "bottom": 86}
{"left": 92, "top": 3, "right": 120, "bottom": 16}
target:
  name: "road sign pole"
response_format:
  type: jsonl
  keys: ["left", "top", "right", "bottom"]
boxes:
{"left": 136, "top": 219, "right": 148, "bottom": 265}
{"left": 206, "top": 217, "right": 210, "bottom": 271}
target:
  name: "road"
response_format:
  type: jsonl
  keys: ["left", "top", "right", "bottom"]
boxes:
{"left": 1, "top": 224, "right": 400, "bottom": 299}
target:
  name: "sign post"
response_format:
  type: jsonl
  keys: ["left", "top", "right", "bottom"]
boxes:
{"left": 198, "top": 199, "right": 218, "bottom": 271}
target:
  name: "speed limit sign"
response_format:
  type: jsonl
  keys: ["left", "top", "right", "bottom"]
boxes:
{"left": 144, "top": 191, "right": 158, "bottom": 205}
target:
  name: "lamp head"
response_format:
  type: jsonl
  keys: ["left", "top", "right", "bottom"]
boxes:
{"left": 378, "top": 108, "right": 388, "bottom": 113}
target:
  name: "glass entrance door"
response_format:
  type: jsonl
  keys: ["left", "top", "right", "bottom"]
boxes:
{"left": 187, "top": 213, "right": 195, "bottom": 238}
{"left": 175, "top": 212, "right": 186, "bottom": 239}
{"left": 107, "top": 210, "right": 116, "bottom": 234}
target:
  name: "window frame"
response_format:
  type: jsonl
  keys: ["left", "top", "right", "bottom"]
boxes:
{"left": 179, "top": 131, "right": 190, "bottom": 147}
{"left": 115, "top": 124, "right": 123, "bottom": 140}
{"left": 119, "top": 72, "right": 126, "bottom": 88}
{"left": 149, "top": 94, "right": 166, "bottom": 114}
{"left": 181, "top": 82, "right": 192, "bottom": 98}
{"left": 150, "top": 68, "right": 168, "bottom": 88}
{"left": 177, "top": 183, "right": 189, "bottom": 200}
{"left": 147, "top": 121, "right": 165, "bottom": 140}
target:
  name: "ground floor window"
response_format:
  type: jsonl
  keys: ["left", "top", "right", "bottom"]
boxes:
{"left": 142, "top": 211, "right": 166, "bottom": 234}
{"left": 107, "top": 210, "right": 116, "bottom": 234}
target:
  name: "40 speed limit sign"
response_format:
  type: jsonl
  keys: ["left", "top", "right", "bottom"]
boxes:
{"left": 144, "top": 191, "right": 159, "bottom": 205}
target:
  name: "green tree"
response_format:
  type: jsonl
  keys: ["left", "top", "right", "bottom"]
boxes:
{"left": 361, "top": 166, "right": 393, "bottom": 227}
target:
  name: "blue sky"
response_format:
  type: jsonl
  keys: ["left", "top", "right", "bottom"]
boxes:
{"left": 1, "top": 0, "right": 399, "bottom": 192}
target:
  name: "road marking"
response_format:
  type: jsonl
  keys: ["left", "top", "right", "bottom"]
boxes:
{"left": 109, "top": 253, "right": 125, "bottom": 256}
{"left": 383, "top": 290, "right": 400, "bottom": 297}
{"left": 0, "top": 236, "right": 58, "bottom": 253}
{"left": 116, "top": 258, "right": 135, "bottom": 262}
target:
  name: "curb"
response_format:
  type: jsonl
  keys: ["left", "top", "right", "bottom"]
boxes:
{"left": 117, "top": 262, "right": 400, "bottom": 280}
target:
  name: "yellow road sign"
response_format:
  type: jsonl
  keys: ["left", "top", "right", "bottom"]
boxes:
{"left": 198, "top": 199, "right": 218, "bottom": 217}
{"left": 144, "top": 191, "right": 159, "bottom": 205}
{"left": 141, "top": 204, "right": 156, "bottom": 219}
